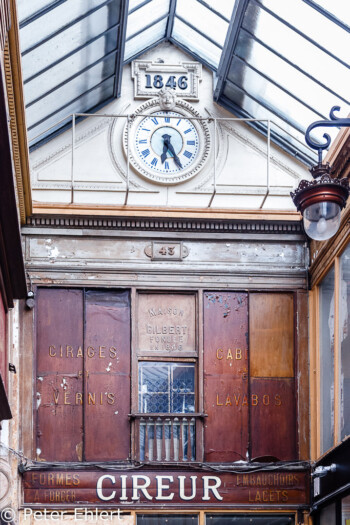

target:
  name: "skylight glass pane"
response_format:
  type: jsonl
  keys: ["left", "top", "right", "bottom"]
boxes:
{"left": 311, "top": 0, "right": 350, "bottom": 27}
{"left": 243, "top": 4, "right": 350, "bottom": 102}
{"left": 204, "top": 0, "right": 236, "bottom": 20}
{"left": 129, "top": 0, "right": 148, "bottom": 11}
{"left": 17, "top": 0, "right": 56, "bottom": 23}
{"left": 228, "top": 58, "right": 323, "bottom": 135}
{"left": 235, "top": 30, "right": 350, "bottom": 119}
{"left": 126, "top": 0, "right": 170, "bottom": 40}
{"left": 222, "top": 81, "right": 317, "bottom": 163}
{"left": 176, "top": 0, "right": 229, "bottom": 47}
{"left": 172, "top": 17, "right": 221, "bottom": 68}
{"left": 24, "top": 30, "right": 119, "bottom": 105}
{"left": 21, "top": 5, "right": 117, "bottom": 80}
{"left": 20, "top": 0, "right": 113, "bottom": 53}
{"left": 259, "top": 0, "right": 350, "bottom": 65}
{"left": 28, "top": 76, "right": 115, "bottom": 145}
{"left": 26, "top": 55, "right": 117, "bottom": 128}
{"left": 124, "top": 18, "right": 167, "bottom": 61}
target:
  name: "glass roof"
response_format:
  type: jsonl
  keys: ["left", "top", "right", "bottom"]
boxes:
{"left": 17, "top": 0, "right": 128, "bottom": 146}
{"left": 124, "top": 0, "right": 235, "bottom": 67}
{"left": 17, "top": 0, "right": 350, "bottom": 165}
{"left": 214, "top": 0, "right": 350, "bottom": 165}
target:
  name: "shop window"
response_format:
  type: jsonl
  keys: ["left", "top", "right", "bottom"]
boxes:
{"left": 137, "top": 516, "right": 198, "bottom": 525}
{"left": 339, "top": 247, "right": 350, "bottom": 441}
{"left": 318, "top": 503, "right": 336, "bottom": 525}
{"left": 319, "top": 266, "right": 335, "bottom": 453}
{"left": 316, "top": 244, "right": 350, "bottom": 454}
{"left": 342, "top": 494, "right": 350, "bottom": 524}
{"left": 206, "top": 515, "right": 294, "bottom": 524}
{"left": 138, "top": 361, "right": 196, "bottom": 461}
{"left": 139, "top": 362, "right": 195, "bottom": 413}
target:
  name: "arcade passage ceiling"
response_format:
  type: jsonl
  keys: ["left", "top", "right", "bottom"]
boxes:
{"left": 17, "top": 0, "right": 350, "bottom": 165}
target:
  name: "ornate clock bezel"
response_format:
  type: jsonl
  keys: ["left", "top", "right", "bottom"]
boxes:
{"left": 122, "top": 97, "right": 211, "bottom": 185}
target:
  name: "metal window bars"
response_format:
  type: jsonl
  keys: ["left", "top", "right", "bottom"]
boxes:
{"left": 130, "top": 413, "right": 205, "bottom": 463}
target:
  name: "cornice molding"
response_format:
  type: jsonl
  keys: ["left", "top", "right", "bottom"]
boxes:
{"left": 25, "top": 214, "right": 303, "bottom": 235}
{"left": 0, "top": 0, "right": 10, "bottom": 53}
{"left": 3, "top": 44, "right": 24, "bottom": 223}
{"left": 5, "top": 0, "right": 32, "bottom": 223}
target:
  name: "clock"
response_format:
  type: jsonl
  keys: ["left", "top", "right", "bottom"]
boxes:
{"left": 123, "top": 98, "right": 210, "bottom": 185}
{"left": 135, "top": 111, "right": 199, "bottom": 175}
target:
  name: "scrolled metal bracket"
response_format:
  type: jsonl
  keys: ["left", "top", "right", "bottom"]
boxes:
{"left": 305, "top": 106, "right": 350, "bottom": 164}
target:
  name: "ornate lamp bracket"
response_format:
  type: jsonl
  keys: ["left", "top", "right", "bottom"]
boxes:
{"left": 305, "top": 105, "right": 350, "bottom": 168}
{"left": 290, "top": 106, "right": 350, "bottom": 241}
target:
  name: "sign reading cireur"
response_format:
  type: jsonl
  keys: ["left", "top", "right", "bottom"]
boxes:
{"left": 23, "top": 470, "right": 309, "bottom": 507}
{"left": 97, "top": 474, "right": 222, "bottom": 502}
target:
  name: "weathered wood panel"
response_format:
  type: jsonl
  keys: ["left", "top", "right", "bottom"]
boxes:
{"left": 36, "top": 288, "right": 84, "bottom": 461}
{"left": 249, "top": 293, "right": 296, "bottom": 460}
{"left": 23, "top": 469, "right": 310, "bottom": 507}
{"left": 250, "top": 378, "right": 296, "bottom": 460}
{"left": 84, "top": 290, "right": 131, "bottom": 461}
{"left": 203, "top": 292, "right": 249, "bottom": 462}
{"left": 250, "top": 293, "right": 294, "bottom": 378}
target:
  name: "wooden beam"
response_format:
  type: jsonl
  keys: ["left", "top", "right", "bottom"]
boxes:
{"left": 32, "top": 203, "right": 302, "bottom": 222}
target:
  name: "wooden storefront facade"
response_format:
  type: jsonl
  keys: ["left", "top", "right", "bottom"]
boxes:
{"left": 20, "top": 215, "right": 311, "bottom": 524}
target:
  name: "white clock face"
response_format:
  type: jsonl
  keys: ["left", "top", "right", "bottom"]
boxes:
{"left": 134, "top": 111, "right": 200, "bottom": 178}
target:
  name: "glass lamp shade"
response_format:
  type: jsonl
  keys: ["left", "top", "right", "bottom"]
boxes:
{"left": 290, "top": 170, "right": 349, "bottom": 241}
{"left": 303, "top": 201, "right": 341, "bottom": 241}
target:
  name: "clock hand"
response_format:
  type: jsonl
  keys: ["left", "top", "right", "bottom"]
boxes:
{"left": 161, "top": 134, "right": 183, "bottom": 169}
{"left": 161, "top": 140, "right": 169, "bottom": 164}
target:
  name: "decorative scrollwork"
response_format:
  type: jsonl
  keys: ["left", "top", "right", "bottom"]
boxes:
{"left": 290, "top": 172, "right": 349, "bottom": 201}
{"left": 305, "top": 106, "right": 350, "bottom": 163}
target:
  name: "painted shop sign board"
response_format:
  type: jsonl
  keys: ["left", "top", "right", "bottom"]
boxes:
{"left": 23, "top": 470, "right": 309, "bottom": 507}
{"left": 136, "top": 293, "right": 196, "bottom": 354}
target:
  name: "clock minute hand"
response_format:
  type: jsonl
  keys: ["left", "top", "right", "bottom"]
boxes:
{"left": 161, "top": 140, "right": 169, "bottom": 164}
{"left": 161, "top": 134, "right": 183, "bottom": 169}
